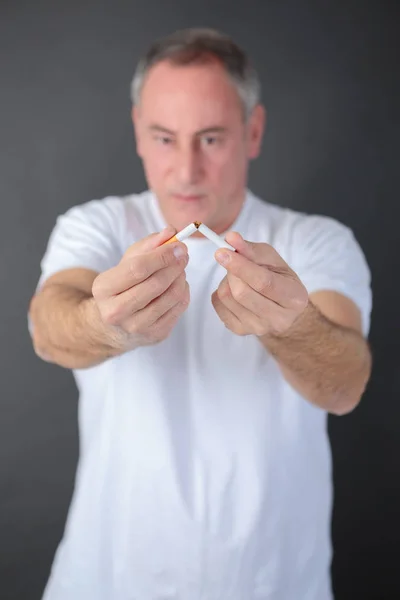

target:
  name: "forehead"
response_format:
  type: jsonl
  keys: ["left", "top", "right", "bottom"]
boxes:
{"left": 139, "top": 59, "right": 243, "bottom": 128}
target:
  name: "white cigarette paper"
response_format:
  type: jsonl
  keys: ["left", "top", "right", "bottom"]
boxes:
{"left": 197, "top": 223, "right": 235, "bottom": 251}
{"left": 163, "top": 221, "right": 236, "bottom": 251}
{"left": 175, "top": 222, "right": 198, "bottom": 241}
{"left": 163, "top": 222, "right": 198, "bottom": 245}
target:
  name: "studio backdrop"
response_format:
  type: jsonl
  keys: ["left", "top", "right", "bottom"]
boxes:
{"left": 0, "top": 1, "right": 398, "bottom": 599}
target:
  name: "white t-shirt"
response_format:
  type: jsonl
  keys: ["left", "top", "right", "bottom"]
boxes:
{"left": 35, "top": 189, "right": 372, "bottom": 600}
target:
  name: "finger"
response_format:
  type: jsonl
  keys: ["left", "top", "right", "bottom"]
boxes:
{"left": 124, "top": 225, "right": 177, "bottom": 257}
{"left": 120, "top": 241, "right": 188, "bottom": 292}
{"left": 225, "top": 273, "right": 273, "bottom": 317}
{"left": 211, "top": 289, "right": 245, "bottom": 335}
{"left": 94, "top": 241, "right": 188, "bottom": 298}
{"left": 224, "top": 231, "right": 290, "bottom": 269}
{"left": 215, "top": 249, "right": 301, "bottom": 309}
{"left": 147, "top": 298, "right": 189, "bottom": 342}
{"left": 215, "top": 278, "right": 291, "bottom": 337}
{"left": 216, "top": 278, "right": 261, "bottom": 326}
{"left": 107, "top": 266, "right": 187, "bottom": 321}
{"left": 131, "top": 277, "right": 189, "bottom": 330}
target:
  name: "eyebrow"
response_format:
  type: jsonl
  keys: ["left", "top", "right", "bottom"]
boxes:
{"left": 148, "top": 124, "right": 228, "bottom": 136}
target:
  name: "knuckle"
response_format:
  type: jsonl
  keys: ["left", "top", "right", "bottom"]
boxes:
{"left": 173, "top": 302, "right": 186, "bottom": 320}
{"left": 160, "top": 249, "right": 173, "bottom": 269}
{"left": 92, "top": 273, "right": 107, "bottom": 299}
{"left": 290, "top": 295, "right": 305, "bottom": 312}
{"left": 148, "top": 296, "right": 167, "bottom": 324}
{"left": 125, "top": 317, "right": 141, "bottom": 336}
{"left": 254, "top": 321, "right": 267, "bottom": 336}
{"left": 178, "top": 272, "right": 188, "bottom": 292}
{"left": 174, "top": 271, "right": 186, "bottom": 285}
{"left": 292, "top": 287, "right": 309, "bottom": 311}
{"left": 91, "top": 276, "right": 101, "bottom": 298}
{"left": 232, "top": 282, "right": 248, "bottom": 303}
{"left": 151, "top": 319, "right": 172, "bottom": 342}
{"left": 142, "top": 305, "right": 159, "bottom": 327}
{"left": 175, "top": 258, "right": 188, "bottom": 274}
{"left": 218, "top": 282, "right": 231, "bottom": 301}
{"left": 170, "top": 286, "right": 183, "bottom": 304}
{"left": 101, "top": 302, "right": 121, "bottom": 326}
{"left": 272, "top": 314, "right": 287, "bottom": 335}
{"left": 277, "top": 278, "right": 309, "bottom": 312}
{"left": 147, "top": 275, "right": 165, "bottom": 300}
{"left": 169, "top": 278, "right": 185, "bottom": 302}
{"left": 237, "top": 324, "right": 249, "bottom": 336}
{"left": 148, "top": 325, "right": 163, "bottom": 342}
{"left": 129, "top": 257, "right": 148, "bottom": 282}
{"left": 169, "top": 303, "right": 183, "bottom": 319}
{"left": 258, "top": 273, "right": 273, "bottom": 295}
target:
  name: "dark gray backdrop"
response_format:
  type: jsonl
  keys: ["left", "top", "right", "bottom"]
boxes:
{"left": 1, "top": 1, "right": 399, "bottom": 599}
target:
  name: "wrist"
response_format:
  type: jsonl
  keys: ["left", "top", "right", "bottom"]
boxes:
{"left": 81, "top": 296, "right": 129, "bottom": 355}
{"left": 261, "top": 299, "right": 316, "bottom": 348}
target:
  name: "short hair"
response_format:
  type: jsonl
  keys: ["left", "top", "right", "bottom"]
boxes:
{"left": 130, "top": 28, "right": 261, "bottom": 119}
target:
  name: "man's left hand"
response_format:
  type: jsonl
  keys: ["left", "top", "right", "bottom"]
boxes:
{"left": 211, "top": 232, "right": 309, "bottom": 338}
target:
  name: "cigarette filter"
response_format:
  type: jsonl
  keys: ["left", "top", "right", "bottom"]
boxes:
{"left": 162, "top": 221, "right": 235, "bottom": 252}
{"left": 162, "top": 222, "right": 199, "bottom": 245}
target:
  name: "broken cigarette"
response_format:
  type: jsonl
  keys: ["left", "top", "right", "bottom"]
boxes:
{"left": 163, "top": 222, "right": 235, "bottom": 251}
{"left": 197, "top": 223, "right": 235, "bottom": 251}
{"left": 162, "top": 222, "right": 199, "bottom": 244}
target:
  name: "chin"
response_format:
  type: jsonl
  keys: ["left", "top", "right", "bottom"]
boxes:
{"left": 177, "top": 213, "right": 214, "bottom": 232}
{"left": 170, "top": 207, "right": 215, "bottom": 230}
{"left": 156, "top": 191, "right": 219, "bottom": 229}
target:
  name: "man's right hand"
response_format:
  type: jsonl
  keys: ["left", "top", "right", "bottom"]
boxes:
{"left": 92, "top": 226, "right": 190, "bottom": 350}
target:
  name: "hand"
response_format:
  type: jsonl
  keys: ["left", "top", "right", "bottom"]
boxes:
{"left": 211, "top": 232, "right": 309, "bottom": 339}
{"left": 92, "top": 226, "right": 190, "bottom": 349}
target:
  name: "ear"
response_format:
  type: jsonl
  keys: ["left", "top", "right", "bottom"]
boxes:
{"left": 247, "top": 104, "right": 266, "bottom": 160}
{"left": 131, "top": 105, "right": 143, "bottom": 158}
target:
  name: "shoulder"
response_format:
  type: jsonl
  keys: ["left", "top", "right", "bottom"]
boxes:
{"left": 285, "top": 211, "right": 356, "bottom": 265}
{"left": 55, "top": 191, "right": 151, "bottom": 243}
{"left": 59, "top": 194, "right": 130, "bottom": 227}
{"left": 36, "top": 192, "right": 152, "bottom": 290}
{"left": 247, "top": 191, "right": 355, "bottom": 259}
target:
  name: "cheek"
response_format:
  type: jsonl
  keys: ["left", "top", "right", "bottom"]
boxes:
{"left": 208, "top": 147, "right": 247, "bottom": 186}
{"left": 142, "top": 146, "right": 172, "bottom": 181}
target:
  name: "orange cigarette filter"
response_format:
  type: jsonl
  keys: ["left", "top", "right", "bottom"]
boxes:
{"left": 163, "top": 222, "right": 201, "bottom": 245}
{"left": 162, "top": 221, "right": 235, "bottom": 251}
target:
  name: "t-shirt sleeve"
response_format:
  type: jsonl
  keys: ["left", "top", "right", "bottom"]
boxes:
{"left": 290, "top": 214, "right": 372, "bottom": 337}
{"left": 35, "top": 196, "right": 124, "bottom": 292}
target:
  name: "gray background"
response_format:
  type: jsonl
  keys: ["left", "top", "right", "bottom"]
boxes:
{"left": 1, "top": 0, "right": 399, "bottom": 598}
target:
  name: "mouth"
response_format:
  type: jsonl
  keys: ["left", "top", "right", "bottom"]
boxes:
{"left": 172, "top": 193, "right": 205, "bottom": 202}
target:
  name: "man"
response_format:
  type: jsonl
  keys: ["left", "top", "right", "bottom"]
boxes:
{"left": 29, "top": 28, "right": 372, "bottom": 600}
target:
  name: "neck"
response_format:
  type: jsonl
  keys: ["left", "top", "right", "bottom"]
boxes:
{"left": 197, "top": 190, "right": 247, "bottom": 236}
{"left": 153, "top": 188, "right": 248, "bottom": 236}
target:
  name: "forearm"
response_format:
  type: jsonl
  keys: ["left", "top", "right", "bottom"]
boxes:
{"left": 29, "top": 285, "right": 129, "bottom": 369}
{"left": 262, "top": 301, "right": 372, "bottom": 415}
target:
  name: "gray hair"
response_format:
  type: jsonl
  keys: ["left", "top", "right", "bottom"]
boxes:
{"left": 130, "top": 28, "right": 261, "bottom": 119}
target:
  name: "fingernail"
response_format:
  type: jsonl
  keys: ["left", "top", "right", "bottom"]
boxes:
{"left": 216, "top": 250, "right": 230, "bottom": 265}
{"left": 173, "top": 245, "right": 187, "bottom": 259}
{"left": 162, "top": 225, "right": 175, "bottom": 236}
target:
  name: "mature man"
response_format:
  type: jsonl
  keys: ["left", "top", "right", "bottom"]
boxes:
{"left": 29, "top": 28, "right": 372, "bottom": 600}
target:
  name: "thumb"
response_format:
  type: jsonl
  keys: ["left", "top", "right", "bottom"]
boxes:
{"left": 224, "top": 231, "right": 255, "bottom": 260}
{"left": 124, "top": 225, "right": 177, "bottom": 258}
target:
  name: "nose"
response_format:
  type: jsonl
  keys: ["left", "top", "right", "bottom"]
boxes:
{"left": 175, "top": 144, "right": 202, "bottom": 187}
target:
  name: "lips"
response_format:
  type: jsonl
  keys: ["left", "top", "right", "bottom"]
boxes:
{"left": 173, "top": 193, "right": 204, "bottom": 201}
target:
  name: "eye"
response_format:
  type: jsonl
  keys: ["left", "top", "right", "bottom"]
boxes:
{"left": 155, "top": 135, "right": 174, "bottom": 145}
{"left": 202, "top": 136, "right": 219, "bottom": 146}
